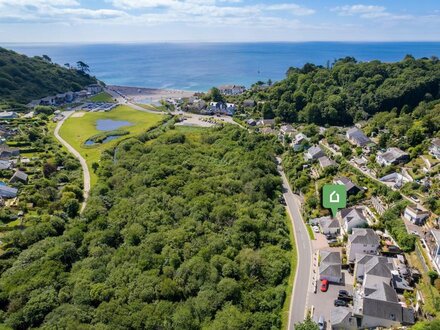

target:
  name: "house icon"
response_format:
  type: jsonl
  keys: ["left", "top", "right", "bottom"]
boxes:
{"left": 330, "top": 191, "right": 340, "bottom": 203}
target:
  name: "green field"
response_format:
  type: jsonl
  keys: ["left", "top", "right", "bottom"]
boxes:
{"left": 88, "top": 92, "right": 116, "bottom": 103}
{"left": 59, "top": 105, "right": 165, "bottom": 185}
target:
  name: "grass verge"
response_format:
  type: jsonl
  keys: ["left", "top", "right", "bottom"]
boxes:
{"left": 59, "top": 105, "right": 165, "bottom": 186}
{"left": 88, "top": 92, "right": 116, "bottom": 103}
{"left": 282, "top": 214, "right": 298, "bottom": 330}
{"left": 306, "top": 224, "right": 316, "bottom": 240}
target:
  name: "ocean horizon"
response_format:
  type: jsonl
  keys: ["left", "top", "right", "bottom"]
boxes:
{"left": 4, "top": 42, "right": 440, "bottom": 92}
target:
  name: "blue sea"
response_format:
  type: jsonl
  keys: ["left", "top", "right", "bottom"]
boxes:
{"left": 4, "top": 42, "right": 440, "bottom": 92}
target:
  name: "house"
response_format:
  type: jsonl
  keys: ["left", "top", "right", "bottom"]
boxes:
{"left": 317, "top": 216, "right": 340, "bottom": 235}
{"left": 352, "top": 273, "right": 414, "bottom": 329}
{"left": 75, "top": 90, "right": 88, "bottom": 99}
{"left": 347, "top": 228, "right": 380, "bottom": 263}
{"left": 0, "top": 145, "right": 19, "bottom": 159}
{"left": 55, "top": 93, "right": 67, "bottom": 105}
{"left": 292, "top": 133, "right": 309, "bottom": 151}
{"left": 334, "top": 177, "right": 362, "bottom": 196}
{"left": 379, "top": 172, "right": 409, "bottom": 189}
{"left": 376, "top": 147, "right": 409, "bottom": 166}
{"left": 0, "top": 112, "right": 18, "bottom": 120}
{"left": 426, "top": 230, "right": 440, "bottom": 271}
{"left": 318, "top": 156, "right": 336, "bottom": 170}
{"left": 429, "top": 138, "right": 440, "bottom": 160}
{"left": 246, "top": 119, "right": 257, "bottom": 126}
{"left": 279, "top": 125, "right": 295, "bottom": 144}
{"left": 354, "top": 254, "right": 393, "bottom": 283}
{"left": 0, "top": 184, "right": 18, "bottom": 199}
{"left": 207, "top": 102, "right": 236, "bottom": 116}
{"left": 338, "top": 207, "right": 369, "bottom": 234}
{"left": 0, "top": 160, "right": 12, "bottom": 170}
{"left": 186, "top": 99, "right": 206, "bottom": 113}
{"left": 87, "top": 84, "right": 103, "bottom": 95}
{"left": 319, "top": 250, "right": 342, "bottom": 283}
{"left": 256, "top": 119, "right": 276, "bottom": 127}
{"left": 331, "top": 307, "right": 358, "bottom": 330}
{"left": 260, "top": 127, "right": 277, "bottom": 135}
{"left": 346, "top": 127, "right": 371, "bottom": 147}
{"left": 9, "top": 170, "right": 28, "bottom": 184}
{"left": 39, "top": 96, "right": 56, "bottom": 106}
{"left": 217, "top": 84, "right": 246, "bottom": 95}
{"left": 243, "top": 99, "right": 255, "bottom": 108}
{"left": 403, "top": 205, "right": 430, "bottom": 225}
{"left": 305, "top": 146, "right": 325, "bottom": 160}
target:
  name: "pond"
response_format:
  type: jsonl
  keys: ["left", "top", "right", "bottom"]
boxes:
{"left": 96, "top": 119, "right": 133, "bottom": 131}
{"left": 85, "top": 135, "right": 122, "bottom": 146}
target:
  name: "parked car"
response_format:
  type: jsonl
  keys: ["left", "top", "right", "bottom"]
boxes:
{"left": 320, "top": 279, "right": 329, "bottom": 292}
{"left": 313, "top": 226, "right": 320, "bottom": 233}
{"left": 318, "top": 316, "right": 325, "bottom": 330}
{"left": 410, "top": 195, "right": 420, "bottom": 203}
{"left": 338, "top": 290, "right": 350, "bottom": 297}
{"left": 334, "top": 299, "right": 348, "bottom": 307}
{"left": 328, "top": 238, "right": 338, "bottom": 244}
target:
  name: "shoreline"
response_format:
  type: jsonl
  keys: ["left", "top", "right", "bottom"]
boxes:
{"left": 107, "top": 85, "right": 197, "bottom": 104}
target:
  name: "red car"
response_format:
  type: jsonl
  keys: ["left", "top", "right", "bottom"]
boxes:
{"left": 320, "top": 279, "right": 329, "bottom": 292}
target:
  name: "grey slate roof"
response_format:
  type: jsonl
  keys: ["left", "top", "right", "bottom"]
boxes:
{"left": 0, "top": 185, "right": 18, "bottom": 198}
{"left": 10, "top": 170, "right": 28, "bottom": 183}
{"left": 318, "top": 156, "right": 336, "bottom": 169}
{"left": 307, "top": 146, "right": 324, "bottom": 159}
{"left": 319, "top": 217, "right": 340, "bottom": 230}
{"left": 349, "top": 228, "right": 380, "bottom": 246}
{"left": 320, "top": 250, "right": 341, "bottom": 264}
{"left": 347, "top": 127, "right": 371, "bottom": 146}
{"left": 340, "top": 207, "right": 367, "bottom": 225}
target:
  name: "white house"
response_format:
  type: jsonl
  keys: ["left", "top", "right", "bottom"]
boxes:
{"left": 347, "top": 228, "right": 380, "bottom": 263}
{"left": 292, "top": 133, "right": 309, "bottom": 151}
{"left": 318, "top": 216, "right": 340, "bottom": 235}
{"left": 403, "top": 205, "right": 430, "bottom": 225}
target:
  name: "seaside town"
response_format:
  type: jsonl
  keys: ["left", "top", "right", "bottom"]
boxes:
{"left": 1, "top": 75, "right": 439, "bottom": 329}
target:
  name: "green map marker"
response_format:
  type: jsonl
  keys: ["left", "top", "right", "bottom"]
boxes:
{"left": 322, "top": 184, "right": 347, "bottom": 217}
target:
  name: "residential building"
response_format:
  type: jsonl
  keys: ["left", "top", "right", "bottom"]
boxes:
{"left": 246, "top": 119, "right": 256, "bottom": 126}
{"left": 347, "top": 228, "right": 380, "bottom": 263}
{"left": 352, "top": 274, "right": 414, "bottom": 328}
{"left": 0, "top": 145, "right": 19, "bottom": 159}
{"left": 354, "top": 254, "right": 393, "bottom": 283}
{"left": 10, "top": 170, "right": 28, "bottom": 184}
{"left": 305, "top": 146, "right": 325, "bottom": 160}
{"left": 426, "top": 229, "right": 440, "bottom": 271}
{"left": 317, "top": 216, "right": 340, "bottom": 235}
{"left": 371, "top": 196, "right": 387, "bottom": 216}
{"left": 0, "top": 184, "right": 18, "bottom": 199}
{"left": 319, "top": 250, "right": 342, "bottom": 284}
{"left": 243, "top": 99, "right": 255, "bottom": 108}
{"left": 207, "top": 102, "right": 236, "bottom": 116}
{"left": 379, "top": 172, "right": 409, "bottom": 189}
{"left": 318, "top": 156, "right": 336, "bottom": 170}
{"left": 403, "top": 205, "right": 430, "bottom": 225}
{"left": 376, "top": 147, "right": 409, "bottom": 166}
{"left": 39, "top": 96, "right": 56, "bottom": 106}
{"left": 0, "top": 160, "right": 12, "bottom": 170}
{"left": 217, "top": 84, "right": 246, "bottom": 95}
{"left": 346, "top": 127, "right": 371, "bottom": 147}
{"left": 256, "top": 119, "right": 275, "bottom": 127}
{"left": 429, "top": 138, "right": 440, "bottom": 160}
{"left": 87, "top": 84, "right": 103, "bottom": 95}
{"left": 279, "top": 125, "right": 295, "bottom": 144}
{"left": 338, "top": 207, "right": 369, "bottom": 234}
{"left": 0, "top": 112, "right": 18, "bottom": 119}
{"left": 292, "top": 133, "right": 309, "bottom": 151}
{"left": 334, "top": 177, "right": 362, "bottom": 196}
{"left": 331, "top": 307, "right": 358, "bottom": 330}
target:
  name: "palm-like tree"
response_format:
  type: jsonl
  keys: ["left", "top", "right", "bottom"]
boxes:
{"left": 76, "top": 61, "right": 90, "bottom": 73}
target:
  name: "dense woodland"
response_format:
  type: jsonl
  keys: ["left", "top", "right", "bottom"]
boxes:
{"left": 241, "top": 56, "right": 440, "bottom": 125}
{"left": 0, "top": 126, "right": 292, "bottom": 329}
{"left": 0, "top": 47, "right": 97, "bottom": 105}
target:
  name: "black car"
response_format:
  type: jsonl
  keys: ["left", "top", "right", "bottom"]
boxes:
{"left": 338, "top": 290, "right": 350, "bottom": 297}
{"left": 334, "top": 299, "right": 348, "bottom": 307}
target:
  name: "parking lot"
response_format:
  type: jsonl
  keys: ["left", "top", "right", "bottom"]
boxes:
{"left": 310, "top": 270, "right": 354, "bottom": 329}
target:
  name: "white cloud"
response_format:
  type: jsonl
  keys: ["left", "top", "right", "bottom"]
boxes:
{"left": 331, "top": 4, "right": 412, "bottom": 20}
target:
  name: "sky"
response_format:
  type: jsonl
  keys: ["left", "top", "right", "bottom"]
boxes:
{"left": 0, "top": 0, "right": 439, "bottom": 42}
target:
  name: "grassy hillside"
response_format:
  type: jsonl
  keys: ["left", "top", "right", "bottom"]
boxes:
{"left": 0, "top": 47, "right": 97, "bottom": 104}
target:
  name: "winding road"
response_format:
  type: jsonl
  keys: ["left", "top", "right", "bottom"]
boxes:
{"left": 54, "top": 111, "right": 90, "bottom": 213}
{"left": 277, "top": 159, "right": 313, "bottom": 329}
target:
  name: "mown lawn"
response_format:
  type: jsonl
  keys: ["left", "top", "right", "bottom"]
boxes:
{"left": 59, "top": 105, "right": 165, "bottom": 186}
{"left": 88, "top": 92, "right": 116, "bottom": 103}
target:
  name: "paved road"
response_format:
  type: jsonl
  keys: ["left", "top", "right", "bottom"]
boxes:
{"left": 54, "top": 111, "right": 90, "bottom": 213}
{"left": 277, "top": 159, "right": 313, "bottom": 329}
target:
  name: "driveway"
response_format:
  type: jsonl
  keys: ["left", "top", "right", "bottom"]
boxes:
{"left": 54, "top": 111, "right": 90, "bottom": 213}
{"left": 277, "top": 160, "right": 313, "bottom": 329}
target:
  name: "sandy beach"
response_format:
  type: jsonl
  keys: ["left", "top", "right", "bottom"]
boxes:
{"left": 108, "top": 85, "right": 195, "bottom": 104}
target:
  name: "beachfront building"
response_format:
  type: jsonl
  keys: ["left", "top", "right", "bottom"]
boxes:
{"left": 87, "top": 84, "right": 103, "bottom": 95}
{"left": 217, "top": 84, "right": 246, "bottom": 95}
{"left": 206, "top": 102, "right": 236, "bottom": 116}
